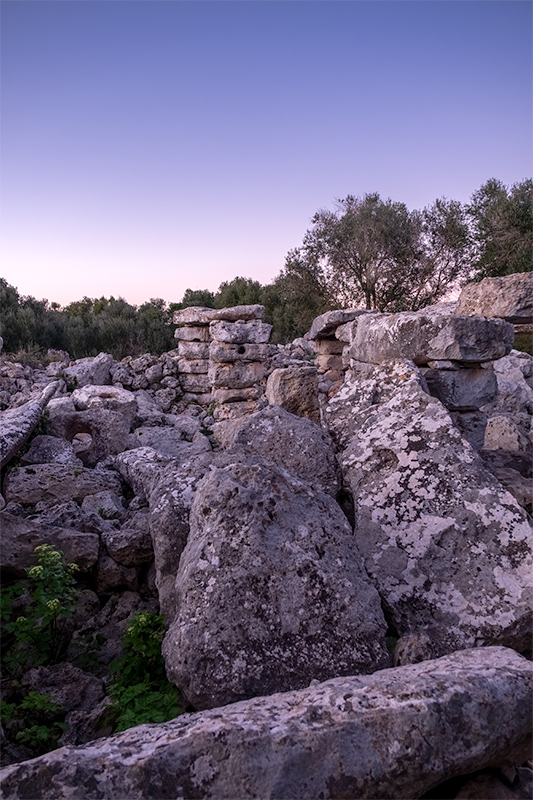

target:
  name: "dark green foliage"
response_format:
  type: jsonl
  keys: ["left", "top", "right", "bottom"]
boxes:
{"left": 467, "top": 178, "right": 533, "bottom": 279}
{"left": 0, "top": 691, "right": 67, "bottom": 758}
{"left": 108, "top": 611, "right": 183, "bottom": 731}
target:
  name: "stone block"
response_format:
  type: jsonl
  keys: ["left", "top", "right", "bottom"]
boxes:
{"left": 209, "top": 304, "right": 265, "bottom": 322}
{"left": 212, "top": 387, "right": 262, "bottom": 404}
{"left": 422, "top": 367, "right": 497, "bottom": 410}
{"left": 314, "top": 338, "right": 344, "bottom": 355}
{"left": 210, "top": 320, "right": 272, "bottom": 345}
{"left": 350, "top": 311, "right": 514, "bottom": 364}
{"left": 208, "top": 361, "right": 265, "bottom": 389}
{"left": 176, "top": 341, "right": 210, "bottom": 359}
{"left": 179, "top": 373, "right": 211, "bottom": 393}
{"left": 265, "top": 366, "right": 320, "bottom": 423}
{"left": 176, "top": 359, "right": 209, "bottom": 374}
{"left": 316, "top": 353, "right": 344, "bottom": 373}
{"left": 209, "top": 342, "right": 272, "bottom": 363}
{"left": 172, "top": 307, "right": 217, "bottom": 325}
{"left": 173, "top": 326, "right": 210, "bottom": 342}
{"left": 308, "top": 309, "right": 367, "bottom": 340}
{"left": 456, "top": 272, "right": 533, "bottom": 323}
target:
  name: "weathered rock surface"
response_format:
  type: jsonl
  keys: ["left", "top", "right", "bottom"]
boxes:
{"left": 62, "top": 353, "right": 114, "bottom": 388}
{"left": 71, "top": 384, "right": 137, "bottom": 426}
{"left": 20, "top": 435, "right": 82, "bottom": 466}
{"left": 3, "top": 464, "right": 122, "bottom": 507}
{"left": 0, "top": 381, "right": 60, "bottom": 469}
{"left": 349, "top": 311, "right": 514, "bottom": 365}
{"left": 1, "top": 647, "right": 531, "bottom": 800}
{"left": 455, "top": 272, "right": 533, "bottom": 323}
{"left": 0, "top": 512, "right": 99, "bottom": 576}
{"left": 265, "top": 366, "right": 320, "bottom": 423}
{"left": 325, "top": 360, "right": 533, "bottom": 657}
{"left": 214, "top": 405, "right": 341, "bottom": 497}
{"left": 163, "top": 457, "right": 390, "bottom": 709}
{"left": 423, "top": 366, "right": 497, "bottom": 410}
{"left": 307, "top": 308, "right": 364, "bottom": 340}
{"left": 209, "top": 320, "right": 272, "bottom": 344}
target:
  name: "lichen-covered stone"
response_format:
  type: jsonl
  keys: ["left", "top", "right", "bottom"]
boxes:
{"left": 0, "top": 381, "right": 61, "bottom": 469}
{"left": 455, "top": 272, "right": 533, "bottom": 324}
{"left": 349, "top": 311, "right": 514, "bottom": 365}
{"left": 1, "top": 647, "right": 530, "bottom": 800}
{"left": 265, "top": 366, "right": 320, "bottom": 423}
{"left": 163, "top": 457, "right": 390, "bottom": 709}
{"left": 325, "top": 360, "right": 533, "bottom": 656}
{"left": 209, "top": 320, "right": 272, "bottom": 344}
{"left": 3, "top": 464, "right": 122, "bottom": 507}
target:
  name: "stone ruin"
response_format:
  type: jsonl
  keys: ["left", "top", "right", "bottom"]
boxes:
{"left": 0, "top": 271, "right": 532, "bottom": 799}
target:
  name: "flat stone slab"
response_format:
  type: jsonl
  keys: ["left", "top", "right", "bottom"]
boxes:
{"left": 456, "top": 273, "right": 533, "bottom": 324}
{"left": 307, "top": 309, "right": 365, "bottom": 340}
{"left": 0, "top": 647, "right": 530, "bottom": 800}
{"left": 349, "top": 311, "right": 514, "bottom": 364}
{"left": 0, "top": 381, "right": 61, "bottom": 469}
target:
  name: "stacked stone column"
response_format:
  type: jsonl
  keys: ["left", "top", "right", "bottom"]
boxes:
{"left": 209, "top": 306, "right": 272, "bottom": 421}
{"left": 172, "top": 308, "right": 213, "bottom": 405}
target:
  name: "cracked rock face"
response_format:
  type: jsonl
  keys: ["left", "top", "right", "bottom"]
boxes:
{"left": 162, "top": 457, "right": 390, "bottom": 710}
{"left": 0, "top": 647, "right": 530, "bottom": 800}
{"left": 325, "top": 360, "right": 533, "bottom": 657}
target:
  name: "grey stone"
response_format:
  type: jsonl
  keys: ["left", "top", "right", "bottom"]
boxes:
{"left": 62, "top": 353, "right": 114, "bottom": 388}
{"left": 179, "top": 373, "right": 211, "bottom": 393}
{"left": 215, "top": 404, "right": 341, "bottom": 497}
{"left": 80, "top": 490, "right": 126, "bottom": 520}
{"left": 208, "top": 361, "right": 265, "bottom": 389}
{"left": 46, "top": 403, "right": 132, "bottom": 467}
{"left": 128, "top": 426, "right": 206, "bottom": 460}
{"left": 350, "top": 311, "right": 515, "bottom": 364}
{"left": 314, "top": 338, "right": 345, "bottom": 354}
{"left": 70, "top": 384, "right": 137, "bottom": 425}
{"left": 307, "top": 308, "right": 365, "bottom": 340}
{"left": 209, "top": 341, "right": 271, "bottom": 363}
{"left": 176, "top": 358, "right": 209, "bottom": 374}
{"left": 325, "top": 359, "right": 533, "bottom": 656}
{"left": 423, "top": 366, "right": 497, "bottom": 410}
{"left": 173, "top": 307, "right": 217, "bottom": 325}
{"left": 265, "top": 366, "right": 320, "bottom": 423}
{"left": 450, "top": 410, "right": 488, "bottom": 450}
{"left": 455, "top": 272, "right": 533, "bottom": 324}
{"left": 130, "top": 353, "right": 157, "bottom": 373}
{"left": 96, "top": 555, "right": 138, "bottom": 593}
{"left": 20, "top": 435, "right": 82, "bottom": 466}
{"left": 3, "top": 464, "right": 122, "bottom": 508}
{"left": 0, "top": 512, "right": 99, "bottom": 576}
{"left": 133, "top": 389, "right": 166, "bottom": 426}
{"left": 144, "top": 363, "right": 163, "bottom": 384}
{"left": 0, "top": 381, "right": 61, "bottom": 469}
{"left": 21, "top": 663, "right": 104, "bottom": 716}
{"left": 176, "top": 341, "right": 210, "bottom": 359}
{"left": 209, "top": 320, "right": 272, "bottom": 344}
{"left": 163, "top": 457, "right": 390, "bottom": 709}
{"left": 173, "top": 325, "right": 210, "bottom": 342}
{"left": 102, "top": 525, "right": 153, "bottom": 566}
{"left": 210, "top": 304, "right": 265, "bottom": 321}
{"left": 212, "top": 386, "right": 261, "bottom": 403}
{"left": 2, "top": 648, "right": 530, "bottom": 800}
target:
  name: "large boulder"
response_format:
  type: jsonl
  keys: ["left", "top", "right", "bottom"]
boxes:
{"left": 455, "top": 272, "right": 533, "bottom": 324}
{"left": 0, "top": 512, "right": 99, "bottom": 577}
{"left": 325, "top": 360, "right": 533, "bottom": 658}
{"left": 265, "top": 366, "right": 320, "bottom": 423}
{"left": 3, "top": 464, "right": 122, "bottom": 507}
{"left": 348, "top": 310, "right": 514, "bottom": 365}
{"left": 163, "top": 458, "right": 390, "bottom": 710}
{"left": 214, "top": 404, "right": 341, "bottom": 498}
{"left": 62, "top": 353, "right": 114, "bottom": 389}
{"left": 0, "top": 647, "right": 531, "bottom": 800}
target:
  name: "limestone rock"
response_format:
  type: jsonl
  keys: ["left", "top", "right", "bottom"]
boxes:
{"left": 209, "top": 320, "right": 272, "bottom": 344}
{"left": 128, "top": 426, "right": 210, "bottom": 459}
{"left": 80, "top": 490, "right": 126, "bottom": 520}
{"left": 0, "top": 381, "right": 61, "bottom": 469}
{"left": 209, "top": 342, "right": 272, "bottom": 363}
{"left": 96, "top": 555, "right": 138, "bottom": 593}
{"left": 102, "top": 525, "right": 153, "bottom": 566}
{"left": 173, "top": 325, "right": 210, "bottom": 342}
{"left": 349, "top": 311, "right": 514, "bottom": 364}
{"left": 71, "top": 384, "right": 137, "bottom": 425}
{"left": 3, "top": 464, "right": 122, "bottom": 507}
{"left": 455, "top": 272, "right": 533, "bottom": 324}
{"left": 179, "top": 373, "right": 211, "bottom": 393}
{"left": 1, "top": 647, "right": 531, "bottom": 800}
{"left": 307, "top": 308, "right": 364, "bottom": 340}
{"left": 0, "top": 512, "right": 99, "bottom": 576}
{"left": 325, "top": 360, "right": 533, "bottom": 656}
{"left": 423, "top": 366, "right": 497, "bottom": 410}
{"left": 173, "top": 307, "right": 217, "bottom": 325}
{"left": 21, "top": 663, "right": 104, "bottom": 716}
{"left": 163, "top": 457, "right": 390, "bottom": 709}
{"left": 62, "top": 353, "right": 114, "bottom": 388}
{"left": 216, "top": 404, "right": 341, "bottom": 497}
{"left": 176, "top": 358, "right": 209, "bottom": 374}
{"left": 265, "top": 366, "right": 320, "bottom": 423}
{"left": 210, "top": 304, "right": 265, "bottom": 322}
{"left": 208, "top": 361, "right": 265, "bottom": 389}
{"left": 20, "top": 435, "right": 82, "bottom": 467}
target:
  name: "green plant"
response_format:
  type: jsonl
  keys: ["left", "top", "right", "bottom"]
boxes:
{"left": 0, "top": 691, "right": 66, "bottom": 757}
{"left": 1, "top": 545, "right": 79, "bottom": 674}
{"left": 108, "top": 611, "right": 183, "bottom": 732}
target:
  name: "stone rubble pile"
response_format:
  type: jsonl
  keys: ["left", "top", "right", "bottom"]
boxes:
{"left": 0, "top": 271, "right": 532, "bottom": 798}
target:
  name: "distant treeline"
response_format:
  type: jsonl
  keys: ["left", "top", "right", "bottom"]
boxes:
{"left": 1, "top": 178, "right": 531, "bottom": 360}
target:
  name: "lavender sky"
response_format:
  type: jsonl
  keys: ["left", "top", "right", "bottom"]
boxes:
{"left": 1, "top": 1, "right": 531, "bottom": 307}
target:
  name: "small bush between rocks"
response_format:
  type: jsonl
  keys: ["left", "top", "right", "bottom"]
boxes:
{"left": 108, "top": 611, "right": 183, "bottom": 732}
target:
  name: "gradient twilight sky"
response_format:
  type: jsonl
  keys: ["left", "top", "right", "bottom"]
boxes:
{"left": 1, "top": 1, "right": 531, "bottom": 308}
